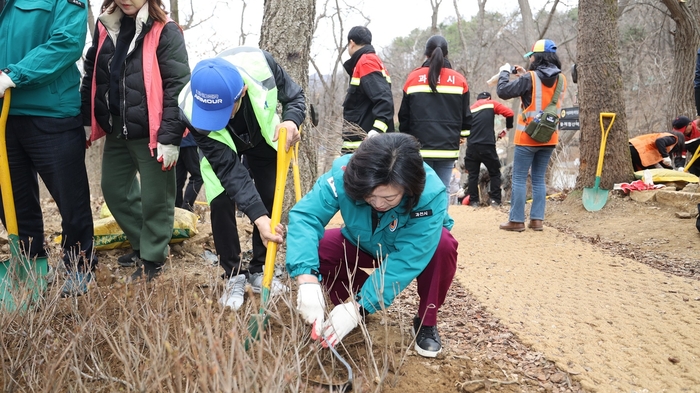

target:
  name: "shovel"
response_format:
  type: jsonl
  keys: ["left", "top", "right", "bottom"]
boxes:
{"left": 0, "top": 89, "right": 49, "bottom": 312}
{"left": 583, "top": 112, "right": 616, "bottom": 212}
{"left": 245, "top": 127, "right": 300, "bottom": 348}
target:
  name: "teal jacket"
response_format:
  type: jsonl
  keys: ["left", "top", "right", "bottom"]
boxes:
{"left": 286, "top": 154, "right": 454, "bottom": 313}
{"left": 0, "top": 0, "right": 87, "bottom": 117}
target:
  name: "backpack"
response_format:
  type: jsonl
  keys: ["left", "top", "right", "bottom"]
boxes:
{"left": 523, "top": 74, "right": 564, "bottom": 143}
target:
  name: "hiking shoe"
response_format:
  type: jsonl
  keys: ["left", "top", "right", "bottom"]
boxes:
{"left": 129, "top": 260, "right": 164, "bottom": 282}
{"left": 412, "top": 316, "right": 442, "bottom": 358}
{"left": 490, "top": 200, "right": 501, "bottom": 207}
{"left": 249, "top": 272, "right": 289, "bottom": 295}
{"left": 118, "top": 250, "right": 141, "bottom": 267}
{"left": 61, "top": 270, "right": 94, "bottom": 297}
{"left": 219, "top": 274, "right": 247, "bottom": 310}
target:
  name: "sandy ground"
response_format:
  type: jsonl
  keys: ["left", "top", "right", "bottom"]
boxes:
{"left": 449, "top": 199, "right": 700, "bottom": 392}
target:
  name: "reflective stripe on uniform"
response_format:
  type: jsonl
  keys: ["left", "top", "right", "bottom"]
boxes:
{"left": 342, "top": 140, "right": 362, "bottom": 150}
{"left": 419, "top": 149, "right": 460, "bottom": 159}
{"left": 406, "top": 84, "right": 465, "bottom": 95}
{"left": 373, "top": 120, "right": 388, "bottom": 132}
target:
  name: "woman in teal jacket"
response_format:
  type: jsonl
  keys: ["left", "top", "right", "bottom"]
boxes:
{"left": 286, "top": 133, "right": 458, "bottom": 358}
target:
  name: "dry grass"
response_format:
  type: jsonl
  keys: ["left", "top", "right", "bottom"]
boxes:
{"left": 0, "top": 260, "right": 416, "bottom": 393}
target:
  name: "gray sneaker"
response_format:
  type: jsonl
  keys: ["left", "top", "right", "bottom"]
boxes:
{"left": 249, "top": 272, "right": 289, "bottom": 295}
{"left": 218, "top": 274, "right": 247, "bottom": 310}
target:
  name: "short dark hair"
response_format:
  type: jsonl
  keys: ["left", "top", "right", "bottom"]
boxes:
{"left": 344, "top": 133, "right": 425, "bottom": 211}
{"left": 348, "top": 26, "right": 372, "bottom": 46}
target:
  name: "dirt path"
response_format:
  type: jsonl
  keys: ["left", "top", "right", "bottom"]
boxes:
{"left": 448, "top": 205, "right": 700, "bottom": 392}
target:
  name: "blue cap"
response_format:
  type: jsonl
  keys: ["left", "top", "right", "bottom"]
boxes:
{"left": 190, "top": 58, "right": 245, "bottom": 131}
{"left": 524, "top": 39, "right": 557, "bottom": 59}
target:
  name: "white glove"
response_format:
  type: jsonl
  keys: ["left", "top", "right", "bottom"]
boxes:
{"left": 0, "top": 71, "right": 16, "bottom": 98}
{"left": 366, "top": 130, "right": 380, "bottom": 139}
{"left": 661, "top": 157, "right": 672, "bottom": 167}
{"left": 296, "top": 283, "right": 326, "bottom": 339}
{"left": 486, "top": 73, "right": 500, "bottom": 87}
{"left": 497, "top": 129, "right": 507, "bottom": 139}
{"left": 321, "top": 301, "right": 361, "bottom": 348}
{"left": 157, "top": 143, "right": 179, "bottom": 171}
{"left": 84, "top": 126, "right": 92, "bottom": 148}
{"left": 499, "top": 63, "right": 512, "bottom": 73}
{"left": 676, "top": 167, "right": 686, "bottom": 172}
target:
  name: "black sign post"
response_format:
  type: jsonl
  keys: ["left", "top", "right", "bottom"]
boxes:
{"left": 559, "top": 107, "right": 579, "bottom": 131}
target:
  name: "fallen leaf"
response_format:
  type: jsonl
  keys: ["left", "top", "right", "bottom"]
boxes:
{"left": 668, "top": 357, "right": 680, "bottom": 364}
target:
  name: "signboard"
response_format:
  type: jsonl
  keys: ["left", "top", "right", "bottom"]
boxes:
{"left": 559, "top": 106, "right": 579, "bottom": 131}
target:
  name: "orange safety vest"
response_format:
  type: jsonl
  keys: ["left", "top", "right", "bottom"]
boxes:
{"left": 629, "top": 132, "right": 677, "bottom": 167}
{"left": 515, "top": 71, "right": 566, "bottom": 146}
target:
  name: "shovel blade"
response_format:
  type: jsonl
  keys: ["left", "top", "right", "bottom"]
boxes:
{"left": 582, "top": 186, "right": 609, "bottom": 211}
{"left": 0, "top": 255, "right": 49, "bottom": 312}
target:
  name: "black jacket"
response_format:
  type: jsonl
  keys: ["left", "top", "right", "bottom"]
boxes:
{"left": 81, "top": 13, "right": 190, "bottom": 145}
{"left": 342, "top": 45, "right": 395, "bottom": 140}
{"left": 186, "top": 50, "right": 306, "bottom": 222}
{"left": 398, "top": 59, "right": 471, "bottom": 157}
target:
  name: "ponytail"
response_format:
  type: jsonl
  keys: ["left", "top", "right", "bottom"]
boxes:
{"left": 428, "top": 47, "right": 444, "bottom": 93}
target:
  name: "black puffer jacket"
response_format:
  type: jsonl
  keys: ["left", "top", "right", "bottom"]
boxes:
{"left": 81, "top": 7, "right": 190, "bottom": 145}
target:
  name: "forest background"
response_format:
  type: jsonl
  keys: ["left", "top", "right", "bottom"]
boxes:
{"left": 79, "top": 0, "right": 700, "bottom": 198}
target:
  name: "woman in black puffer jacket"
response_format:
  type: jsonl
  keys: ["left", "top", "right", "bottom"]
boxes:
{"left": 81, "top": 0, "right": 190, "bottom": 281}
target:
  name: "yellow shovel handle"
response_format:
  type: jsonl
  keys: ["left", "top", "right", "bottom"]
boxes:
{"left": 292, "top": 142, "right": 301, "bottom": 203}
{"left": 0, "top": 89, "right": 18, "bottom": 236}
{"left": 685, "top": 143, "right": 700, "bottom": 172}
{"left": 261, "top": 127, "right": 294, "bottom": 291}
{"left": 595, "top": 112, "right": 616, "bottom": 177}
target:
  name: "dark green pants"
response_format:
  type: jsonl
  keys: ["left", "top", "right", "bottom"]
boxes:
{"left": 101, "top": 133, "right": 175, "bottom": 263}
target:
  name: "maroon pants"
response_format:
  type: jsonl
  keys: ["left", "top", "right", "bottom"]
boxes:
{"left": 317, "top": 227, "right": 458, "bottom": 326}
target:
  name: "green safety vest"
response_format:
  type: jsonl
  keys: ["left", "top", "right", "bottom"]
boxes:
{"left": 179, "top": 47, "right": 281, "bottom": 202}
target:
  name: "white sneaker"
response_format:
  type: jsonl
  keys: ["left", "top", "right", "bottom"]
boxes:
{"left": 249, "top": 272, "right": 289, "bottom": 295}
{"left": 218, "top": 274, "right": 247, "bottom": 310}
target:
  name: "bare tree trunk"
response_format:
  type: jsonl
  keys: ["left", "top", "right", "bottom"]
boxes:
{"left": 169, "top": 0, "right": 179, "bottom": 25}
{"left": 260, "top": 0, "right": 316, "bottom": 205}
{"left": 238, "top": 1, "right": 248, "bottom": 45}
{"left": 660, "top": 0, "right": 700, "bottom": 121}
{"left": 517, "top": 0, "right": 536, "bottom": 50}
{"left": 430, "top": 0, "right": 442, "bottom": 34}
{"left": 576, "top": 0, "right": 632, "bottom": 191}
{"left": 87, "top": 0, "right": 96, "bottom": 36}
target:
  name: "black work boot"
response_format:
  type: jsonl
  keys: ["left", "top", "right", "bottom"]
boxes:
{"left": 412, "top": 316, "right": 442, "bottom": 358}
{"left": 118, "top": 250, "right": 141, "bottom": 267}
{"left": 129, "top": 260, "right": 164, "bottom": 282}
